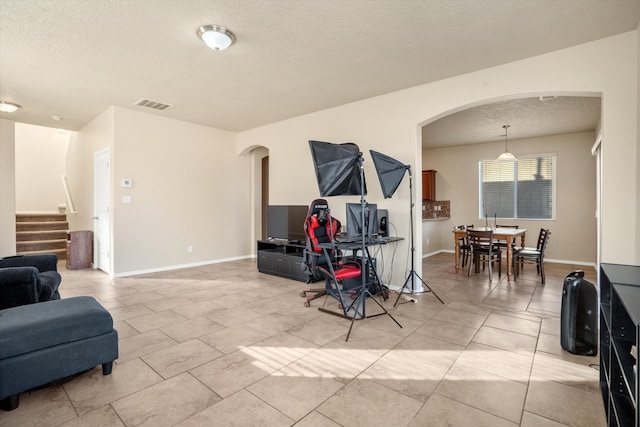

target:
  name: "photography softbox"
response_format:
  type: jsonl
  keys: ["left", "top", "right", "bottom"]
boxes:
{"left": 309, "top": 140, "right": 366, "bottom": 197}
{"left": 370, "top": 150, "right": 409, "bottom": 199}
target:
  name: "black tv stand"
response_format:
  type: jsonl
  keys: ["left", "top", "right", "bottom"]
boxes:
{"left": 257, "top": 240, "right": 307, "bottom": 282}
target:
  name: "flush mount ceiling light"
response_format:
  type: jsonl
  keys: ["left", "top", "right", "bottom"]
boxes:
{"left": 197, "top": 25, "right": 236, "bottom": 51}
{"left": 0, "top": 101, "right": 22, "bottom": 113}
{"left": 496, "top": 124, "right": 518, "bottom": 162}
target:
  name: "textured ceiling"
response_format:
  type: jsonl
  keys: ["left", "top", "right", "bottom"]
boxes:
{"left": 422, "top": 96, "right": 602, "bottom": 148}
{"left": 0, "top": 0, "right": 637, "bottom": 135}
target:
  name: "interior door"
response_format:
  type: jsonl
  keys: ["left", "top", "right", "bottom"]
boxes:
{"left": 94, "top": 149, "right": 111, "bottom": 274}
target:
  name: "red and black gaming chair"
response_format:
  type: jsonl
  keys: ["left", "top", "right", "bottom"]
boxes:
{"left": 300, "top": 199, "right": 360, "bottom": 307}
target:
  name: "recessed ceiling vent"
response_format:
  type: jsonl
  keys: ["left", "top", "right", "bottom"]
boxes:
{"left": 133, "top": 98, "right": 173, "bottom": 111}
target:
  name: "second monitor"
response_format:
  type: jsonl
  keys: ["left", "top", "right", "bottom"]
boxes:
{"left": 346, "top": 203, "right": 378, "bottom": 238}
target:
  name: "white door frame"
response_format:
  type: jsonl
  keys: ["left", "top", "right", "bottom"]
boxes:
{"left": 591, "top": 132, "right": 602, "bottom": 271}
{"left": 94, "top": 148, "right": 111, "bottom": 274}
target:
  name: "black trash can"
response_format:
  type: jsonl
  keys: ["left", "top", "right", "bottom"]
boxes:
{"left": 560, "top": 270, "right": 598, "bottom": 355}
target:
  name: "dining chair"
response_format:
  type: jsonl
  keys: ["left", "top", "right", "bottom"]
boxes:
{"left": 458, "top": 225, "right": 474, "bottom": 268}
{"left": 513, "top": 228, "right": 551, "bottom": 284}
{"left": 495, "top": 224, "right": 519, "bottom": 248}
{"left": 467, "top": 229, "right": 501, "bottom": 281}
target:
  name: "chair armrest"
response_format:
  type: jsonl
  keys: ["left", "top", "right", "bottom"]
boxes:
{"left": 0, "top": 254, "right": 59, "bottom": 273}
{"left": 0, "top": 267, "right": 40, "bottom": 309}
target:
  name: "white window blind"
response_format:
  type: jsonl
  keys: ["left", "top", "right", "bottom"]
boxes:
{"left": 479, "top": 155, "right": 554, "bottom": 219}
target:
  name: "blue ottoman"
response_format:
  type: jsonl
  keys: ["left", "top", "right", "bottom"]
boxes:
{"left": 0, "top": 296, "right": 118, "bottom": 411}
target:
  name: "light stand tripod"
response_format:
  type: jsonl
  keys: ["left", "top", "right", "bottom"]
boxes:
{"left": 392, "top": 166, "right": 444, "bottom": 306}
{"left": 343, "top": 152, "right": 402, "bottom": 340}
{"left": 308, "top": 141, "right": 402, "bottom": 341}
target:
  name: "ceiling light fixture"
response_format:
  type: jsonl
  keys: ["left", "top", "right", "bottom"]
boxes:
{"left": 197, "top": 25, "right": 236, "bottom": 51}
{"left": 0, "top": 101, "right": 22, "bottom": 113}
{"left": 496, "top": 125, "right": 517, "bottom": 162}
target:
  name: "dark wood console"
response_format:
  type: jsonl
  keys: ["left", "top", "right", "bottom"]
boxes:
{"left": 257, "top": 240, "right": 308, "bottom": 282}
{"left": 600, "top": 263, "right": 640, "bottom": 427}
{"left": 66, "top": 230, "right": 93, "bottom": 270}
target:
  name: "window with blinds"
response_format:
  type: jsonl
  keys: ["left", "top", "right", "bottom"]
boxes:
{"left": 479, "top": 155, "right": 554, "bottom": 219}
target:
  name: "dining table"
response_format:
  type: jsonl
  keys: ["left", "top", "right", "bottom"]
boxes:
{"left": 452, "top": 227, "right": 527, "bottom": 280}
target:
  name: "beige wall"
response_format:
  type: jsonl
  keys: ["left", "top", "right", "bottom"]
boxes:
{"left": 237, "top": 108, "right": 418, "bottom": 288}
{"left": 423, "top": 131, "right": 597, "bottom": 264}
{"left": 67, "top": 107, "right": 252, "bottom": 276}
{"left": 109, "top": 107, "right": 250, "bottom": 275}
{"left": 14, "top": 123, "right": 69, "bottom": 213}
{"left": 238, "top": 31, "right": 639, "bottom": 275}
{"left": 66, "top": 107, "right": 114, "bottom": 244}
{"left": 0, "top": 119, "right": 16, "bottom": 256}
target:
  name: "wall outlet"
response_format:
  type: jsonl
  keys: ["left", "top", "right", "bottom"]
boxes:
{"left": 188, "top": 245, "right": 193, "bottom": 253}
{"left": 426, "top": 238, "right": 430, "bottom": 245}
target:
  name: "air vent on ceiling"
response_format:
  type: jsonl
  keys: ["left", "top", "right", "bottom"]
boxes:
{"left": 133, "top": 98, "right": 173, "bottom": 111}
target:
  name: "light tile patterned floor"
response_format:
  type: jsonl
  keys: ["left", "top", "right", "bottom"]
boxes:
{"left": 0, "top": 253, "right": 605, "bottom": 426}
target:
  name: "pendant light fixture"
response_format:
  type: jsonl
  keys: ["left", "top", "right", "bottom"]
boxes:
{"left": 496, "top": 124, "right": 517, "bottom": 162}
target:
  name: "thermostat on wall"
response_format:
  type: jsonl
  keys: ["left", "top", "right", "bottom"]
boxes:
{"left": 122, "top": 178, "right": 132, "bottom": 188}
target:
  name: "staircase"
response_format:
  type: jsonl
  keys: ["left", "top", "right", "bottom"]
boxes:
{"left": 16, "top": 213, "right": 68, "bottom": 259}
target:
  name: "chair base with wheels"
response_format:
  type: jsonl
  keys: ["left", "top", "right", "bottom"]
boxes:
{"left": 300, "top": 261, "right": 331, "bottom": 307}
{"left": 300, "top": 287, "right": 326, "bottom": 307}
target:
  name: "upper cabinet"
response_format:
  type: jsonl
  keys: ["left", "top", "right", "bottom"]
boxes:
{"left": 422, "top": 170, "right": 436, "bottom": 201}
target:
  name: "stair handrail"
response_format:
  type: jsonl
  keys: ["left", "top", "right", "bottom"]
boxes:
{"left": 61, "top": 175, "right": 77, "bottom": 213}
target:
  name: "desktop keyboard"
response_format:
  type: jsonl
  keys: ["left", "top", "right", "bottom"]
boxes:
{"left": 336, "top": 236, "right": 389, "bottom": 244}
{"left": 336, "top": 236, "right": 361, "bottom": 243}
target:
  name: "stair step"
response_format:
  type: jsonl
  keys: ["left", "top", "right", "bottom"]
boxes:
{"left": 16, "top": 230, "right": 69, "bottom": 242}
{"left": 16, "top": 213, "right": 67, "bottom": 222}
{"left": 15, "top": 213, "right": 69, "bottom": 261}
{"left": 16, "top": 239, "right": 67, "bottom": 253}
{"left": 16, "top": 221, "right": 69, "bottom": 232}
{"left": 16, "top": 248, "right": 67, "bottom": 260}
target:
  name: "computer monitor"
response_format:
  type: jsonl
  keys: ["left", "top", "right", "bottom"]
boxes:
{"left": 345, "top": 203, "right": 378, "bottom": 238}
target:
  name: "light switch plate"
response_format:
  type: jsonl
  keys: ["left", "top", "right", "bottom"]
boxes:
{"left": 122, "top": 178, "right": 132, "bottom": 188}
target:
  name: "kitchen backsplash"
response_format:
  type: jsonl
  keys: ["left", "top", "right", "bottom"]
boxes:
{"left": 422, "top": 200, "right": 450, "bottom": 219}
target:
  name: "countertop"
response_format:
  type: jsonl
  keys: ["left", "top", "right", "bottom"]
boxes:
{"left": 423, "top": 217, "right": 450, "bottom": 221}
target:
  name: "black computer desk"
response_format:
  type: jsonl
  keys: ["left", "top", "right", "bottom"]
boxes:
{"left": 316, "top": 236, "right": 403, "bottom": 341}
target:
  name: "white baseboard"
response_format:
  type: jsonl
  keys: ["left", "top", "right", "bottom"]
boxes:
{"left": 422, "top": 249, "right": 596, "bottom": 270}
{"left": 422, "top": 249, "right": 453, "bottom": 258}
{"left": 422, "top": 249, "right": 454, "bottom": 259}
{"left": 112, "top": 255, "right": 254, "bottom": 278}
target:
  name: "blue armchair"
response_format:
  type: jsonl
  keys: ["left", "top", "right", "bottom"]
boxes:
{"left": 0, "top": 254, "right": 62, "bottom": 310}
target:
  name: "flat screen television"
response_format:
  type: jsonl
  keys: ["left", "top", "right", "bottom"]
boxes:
{"left": 266, "top": 205, "right": 308, "bottom": 242}
{"left": 345, "top": 203, "right": 378, "bottom": 238}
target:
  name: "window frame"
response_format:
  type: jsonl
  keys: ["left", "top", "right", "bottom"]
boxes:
{"left": 478, "top": 152, "right": 557, "bottom": 221}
